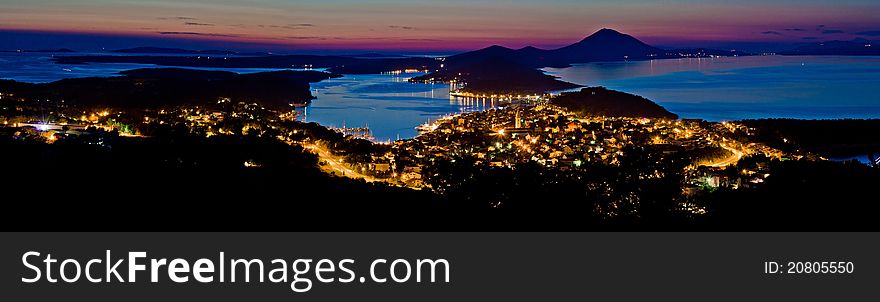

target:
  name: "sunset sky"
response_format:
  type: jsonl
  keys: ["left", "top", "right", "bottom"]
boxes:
{"left": 2, "top": 0, "right": 880, "bottom": 52}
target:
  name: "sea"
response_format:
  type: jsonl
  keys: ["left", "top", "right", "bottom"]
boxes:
{"left": 2, "top": 52, "right": 879, "bottom": 143}
{"left": 543, "top": 55, "right": 880, "bottom": 121}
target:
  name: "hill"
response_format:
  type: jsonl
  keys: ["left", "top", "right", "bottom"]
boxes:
{"left": 551, "top": 87, "right": 678, "bottom": 119}
{"left": 444, "top": 45, "right": 542, "bottom": 67}
{"left": 550, "top": 28, "right": 664, "bottom": 63}
{"left": 740, "top": 119, "right": 880, "bottom": 158}
{"left": 410, "top": 56, "right": 580, "bottom": 94}
{"left": 0, "top": 68, "right": 340, "bottom": 108}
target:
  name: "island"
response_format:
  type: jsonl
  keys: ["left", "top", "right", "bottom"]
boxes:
{"left": 409, "top": 56, "right": 580, "bottom": 95}
{"left": 52, "top": 54, "right": 441, "bottom": 75}
{"left": 0, "top": 48, "right": 76, "bottom": 53}
{"left": 408, "top": 29, "right": 749, "bottom": 95}
{"left": 780, "top": 40, "right": 880, "bottom": 56}
{"left": 110, "top": 47, "right": 271, "bottom": 56}
{"left": 0, "top": 68, "right": 340, "bottom": 107}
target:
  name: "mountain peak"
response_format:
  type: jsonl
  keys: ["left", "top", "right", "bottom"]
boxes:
{"left": 448, "top": 28, "right": 662, "bottom": 68}
{"left": 485, "top": 45, "right": 513, "bottom": 51}
{"left": 448, "top": 44, "right": 515, "bottom": 62}
{"left": 552, "top": 28, "right": 661, "bottom": 62}
{"left": 581, "top": 28, "right": 629, "bottom": 42}
{"left": 595, "top": 28, "right": 622, "bottom": 35}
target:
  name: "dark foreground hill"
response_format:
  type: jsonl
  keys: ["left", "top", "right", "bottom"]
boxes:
{"left": 3, "top": 122, "right": 879, "bottom": 230}
{"left": 551, "top": 87, "right": 678, "bottom": 119}
{"left": 0, "top": 68, "right": 340, "bottom": 108}
{"left": 741, "top": 119, "right": 880, "bottom": 158}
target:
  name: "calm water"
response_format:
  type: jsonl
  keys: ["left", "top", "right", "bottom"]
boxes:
{"left": 303, "top": 73, "right": 491, "bottom": 142}
{"left": 0, "top": 52, "right": 156, "bottom": 82}
{"left": 544, "top": 56, "right": 880, "bottom": 121}
{"left": 3, "top": 53, "right": 880, "bottom": 141}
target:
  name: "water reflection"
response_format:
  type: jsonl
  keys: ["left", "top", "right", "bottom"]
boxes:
{"left": 300, "top": 72, "right": 499, "bottom": 142}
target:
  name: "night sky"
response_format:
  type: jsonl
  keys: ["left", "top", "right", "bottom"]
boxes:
{"left": 2, "top": 0, "right": 879, "bottom": 52}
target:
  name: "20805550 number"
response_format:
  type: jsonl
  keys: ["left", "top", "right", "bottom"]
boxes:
{"left": 764, "top": 261, "right": 854, "bottom": 274}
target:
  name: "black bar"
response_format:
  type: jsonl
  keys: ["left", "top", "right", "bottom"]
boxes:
{"left": 2, "top": 232, "right": 877, "bottom": 301}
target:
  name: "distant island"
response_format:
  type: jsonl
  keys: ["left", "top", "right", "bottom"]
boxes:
{"left": 110, "top": 47, "right": 271, "bottom": 56}
{"left": 53, "top": 54, "right": 440, "bottom": 74}
{"left": 780, "top": 40, "right": 880, "bottom": 56}
{"left": 0, "top": 48, "right": 76, "bottom": 53}
{"left": 664, "top": 48, "right": 752, "bottom": 57}
{"left": 341, "top": 53, "right": 409, "bottom": 59}
{"left": 112, "top": 47, "right": 237, "bottom": 54}
{"left": 0, "top": 68, "right": 340, "bottom": 108}
{"left": 436, "top": 29, "right": 663, "bottom": 69}
{"left": 435, "top": 29, "right": 751, "bottom": 70}
{"left": 551, "top": 87, "right": 678, "bottom": 119}
{"left": 409, "top": 29, "right": 749, "bottom": 95}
